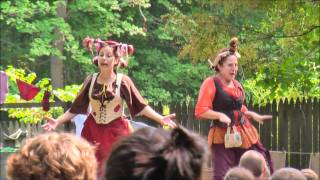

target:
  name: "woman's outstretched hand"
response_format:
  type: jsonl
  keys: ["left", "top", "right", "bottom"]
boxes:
{"left": 42, "top": 117, "right": 59, "bottom": 131}
{"left": 218, "top": 112, "right": 231, "bottom": 125}
{"left": 163, "top": 113, "right": 177, "bottom": 128}
{"left": 245, "top": 111, "right": 272, "bottom": 124}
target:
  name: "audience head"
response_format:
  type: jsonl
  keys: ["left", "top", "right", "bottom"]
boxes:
{"left": 301, "top": 169, "right": 319, "bottom": 180}
{"left": 6, "top": 132, "right": 97, "bottom": 180}
{"left": 105, "top": 126, "right": 209, "bottom": 180}
{"left": 271, "top": 167, "right": 306, "bottom": 180}
{"left": 224, "top": 167, "right": 254, "bottom": 180}
{"left": 239, "top": 150, "right": 268, "bottom": 178}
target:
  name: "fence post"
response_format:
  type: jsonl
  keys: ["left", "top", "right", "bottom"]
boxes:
{"left": 278, "top": 99, "right": 288, "bottom": 163}
{"left": 271, "top": 99, "right": 278, "bottom": 150}
{"left": 63, "top": 102, "right": 72, "bottom": 132}
{"left": 302, "top": 98, "right": 313, "bottom": 168}
{"left": 290, "top": 98, "right": 301, "bottom": 168}
{"left": 313, "top": 98, "right": 320, "bottom": 153}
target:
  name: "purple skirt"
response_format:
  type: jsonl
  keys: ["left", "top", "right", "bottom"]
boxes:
{"left": 211, "top": 142, "right": 273, "bottom": 180}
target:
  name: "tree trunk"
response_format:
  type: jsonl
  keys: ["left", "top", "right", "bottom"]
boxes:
{"left": 50, "top": 1, "right": 67, "bottom": 89}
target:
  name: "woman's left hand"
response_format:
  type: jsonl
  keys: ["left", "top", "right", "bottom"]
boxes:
{"left": 163, "top": 113, "right": 177, "bottom": 128}
{"left": 245, "top": 111, "right": 272, "bottom": 124}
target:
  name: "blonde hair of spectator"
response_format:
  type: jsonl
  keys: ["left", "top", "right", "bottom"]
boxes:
{"left": 6, "top": 132, "right": 97, "bottom": 180}
{"left": 271, "top": 167, "right": 306, "bottom": 180}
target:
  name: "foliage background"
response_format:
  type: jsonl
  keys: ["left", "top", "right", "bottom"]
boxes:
{"left": 0, "top": 0, "right": 319, "bottom": 122}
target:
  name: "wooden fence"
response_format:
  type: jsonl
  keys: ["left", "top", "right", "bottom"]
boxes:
{"left": 0, "top": 102, "right": 70, "bottom": 147}
{"left": 0, "top": 98, "right": 319, "bottom": 170}
{"left": 155, "top": 98, "right": 319, "bottom": 170}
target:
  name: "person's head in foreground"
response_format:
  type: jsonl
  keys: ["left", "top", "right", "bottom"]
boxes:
{"left": 301, "top": 168, "right": 319, "bottom": 180}
{"left": 224, "top": 167, "right": 254, "bottom": 180}
{"left": 6, "top": 132, "right": 97, "bottom": 180}
{"left": 271, "top": 167, "right": 306, "bottom": 180}
{"left": 239, "top": 150, "right": 270, "bottom": 179}
{"left": 105, "top": 126, "right": 209, "bottom": 180}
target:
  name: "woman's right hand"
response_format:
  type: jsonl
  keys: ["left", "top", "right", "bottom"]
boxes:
{"left": 162, "top": 113, "right": 177, "bottom": 129}
{"left": 42, "top": 117, "right": 59, "bottom": 131}
{"left": 218, "top": 112, "right": 231, "bottom": 125}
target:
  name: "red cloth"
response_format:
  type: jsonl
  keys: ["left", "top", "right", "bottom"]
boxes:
{"left": 16, "top": 79, "right": 40, "bottom": 101}
{"left": 81, "top": 115, "right": 132, "bottom": 178}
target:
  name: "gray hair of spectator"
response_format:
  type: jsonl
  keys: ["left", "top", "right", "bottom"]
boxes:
{"left": 224, "top": 167, "right": 254, "bottom": 180}
{"left": 271, "top": 167, "right": 306, "bottom": 180}
{"left": 239, "top": 150, "right": 265, "bottom": 177}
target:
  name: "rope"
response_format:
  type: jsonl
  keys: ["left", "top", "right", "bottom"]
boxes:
{"left": 272, "top": 151, "right": 319, "bottom": 155}
{"left": 287, "top": 151, "right": 319, "bottom": 155}
{"left": 2, "top": 128, "right": 28, "bottom": 140}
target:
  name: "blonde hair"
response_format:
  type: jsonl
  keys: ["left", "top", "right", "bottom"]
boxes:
{"left": 6, "top": 132, "right": 97, "bottom": 180}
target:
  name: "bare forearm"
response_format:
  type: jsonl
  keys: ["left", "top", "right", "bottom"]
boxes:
{"left": 140, "top": 106, "right": 164, "bottom": 125}
{"left": 244, "top": 110, "right": 258, "bottom": 118}
{"left": 56, "top": 110, "right": 76, "bottom": 125}
{"left": 244, "top": 110, "right": 272, "bottom": 123}
{"left": 199, "top": 110, "right": 223, "bottom": 120}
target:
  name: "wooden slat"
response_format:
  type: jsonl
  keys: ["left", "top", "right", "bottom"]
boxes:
{"left": 271, "top": 99, "right": 278, "bottom": 150}
{"left": 278, "top": 99, "right": 288, "bottom": 152}
{"left": 157, "top": 102, "right": 163, "bottom": 116}
{"left": 181, "top": 102, "right": 188, "bottom": 128}
{"left": 261, "top": 102, "right": 272, "bottom": 149}
{"left": 270, "top": 151, "right": 286, "bottom": 171}
{"left": 250, "top": 102, "right": 260, "bottom": 133}
{"left": 302, "top": 98, "right": 312, "bottom": 168}
{"left": 175, "top": 102, "right": 183, "bottom": 126}
{"left": 188, "top": 101, "right": 197, "bottom": 133}
{"left": 169, "top": 101, "right": 178, "bottom": 125}
{"left": 313, "top": 98, "right": 320, "bottom": 153}
{"left": 290, "top": 99, "right": 300, "bottom": 168}
{"left": 186, "top": 101, "right": 193, "bottom": 131}
{"left": 309, "top": 153, "right": 320, "bottom": 176}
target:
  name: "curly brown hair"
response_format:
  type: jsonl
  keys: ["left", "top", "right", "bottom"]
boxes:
{"left": 6, "top": 132, "right": 97, "bottom": 180}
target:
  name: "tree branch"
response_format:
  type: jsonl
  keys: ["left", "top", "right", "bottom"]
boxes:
{"left": 242, "top": 25, "right": 320, "bottom": 43}
{"left": 139, "top": 5, "right": 147, "bottom": 32}
{"left": 266, "top": 25, "right": 320, "bottom": 39}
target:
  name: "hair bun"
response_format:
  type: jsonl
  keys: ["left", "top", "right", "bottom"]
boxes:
{"left": 229, "top": 37, "right": 239, "bottom": 53}
{"left": 170, "top": 127, "right": 192, "bottom": 148}
{"left": 82, "top": 37, "right": 94, "bottom": 53}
